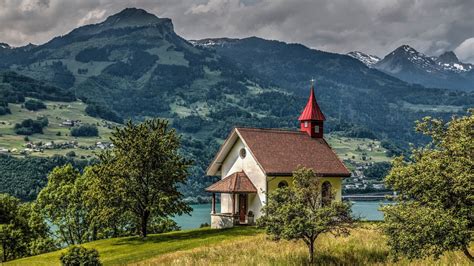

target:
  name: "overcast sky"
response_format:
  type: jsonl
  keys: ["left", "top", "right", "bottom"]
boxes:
{"left": 1, "top": 0, "right": 473, "bottom": 62}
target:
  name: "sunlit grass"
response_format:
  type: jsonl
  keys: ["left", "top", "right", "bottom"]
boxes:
{"left": 7, "top": 224, "right": 472, "bottom": 265}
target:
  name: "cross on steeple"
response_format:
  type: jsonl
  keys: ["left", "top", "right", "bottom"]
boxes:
{"left": 310, "top": 78, "right": 315, "bottom": 87}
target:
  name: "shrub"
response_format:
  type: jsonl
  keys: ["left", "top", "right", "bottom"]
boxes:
{"left": 24, "top": 99, "right": 46, "bottom": 111}
{"left": 59, "top": 246, "right": 101, "bottom": 266}
{"left": 70, "top": 124, "right": 99, "bottom": 137}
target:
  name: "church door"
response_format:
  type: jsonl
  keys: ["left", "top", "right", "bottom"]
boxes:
{"left": 238, "top": 194, "right": 247, "bottom": 223}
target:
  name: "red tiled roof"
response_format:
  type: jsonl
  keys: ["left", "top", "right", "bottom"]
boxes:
{"left": 298, "top": 86, "right": 325, "bottom": 121}
{"left": 206, "top": 171, "right": 258, "bottom": 193}
{"left": 237, "top": 128, "right": 350, "bottom": 177}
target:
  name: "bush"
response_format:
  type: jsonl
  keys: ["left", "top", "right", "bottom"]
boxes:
{"left": 24, "top": 99, "right": 46, "bottom": 111}
{"left": 70, "top": 124, "right": 99, "bottom": 137}
{"left": 59, "top": 246, "right": 101, "bottom": 266}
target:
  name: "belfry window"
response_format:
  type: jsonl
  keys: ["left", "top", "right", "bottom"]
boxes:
{"left": 314, "top": 125, "right": 320, "bottom": 133}
{"left": 304, "top": 121, "right": 308, "bottom": 128}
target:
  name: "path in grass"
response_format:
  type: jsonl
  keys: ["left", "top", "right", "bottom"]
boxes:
{"left": 7, "top": 227, "right": 261, "bottom": 266}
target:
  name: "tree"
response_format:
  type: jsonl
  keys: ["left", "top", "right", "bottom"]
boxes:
{"left": 382, "top": 111, "right": 473, "bottom": 262}
{"left": 70, "top": 124, "right": 99, "bottom": 137}
{"left": 258, "top": 167, "right": 354, "bottom": 263}
{"left": 36, "top": 165, "right": 92, "bottom": 245}
{"left": 91, "top": 119, "right": 191, "bottom": 237}
{"left": 24, "top": 99, "right": 46, "bottom": 111}
{"left": 0, "top": 194, "right": 56, "bottom": 262}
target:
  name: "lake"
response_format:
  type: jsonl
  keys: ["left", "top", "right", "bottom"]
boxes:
{"left": 174, "top": 201, "right": 389, "bottom": 229}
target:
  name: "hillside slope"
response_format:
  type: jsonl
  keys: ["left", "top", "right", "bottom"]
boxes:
{"left": 193, "top": 37, "right": 473, "bottom": 144}
{"left": 7, "top": 226, "right": 471, "bottom": 265}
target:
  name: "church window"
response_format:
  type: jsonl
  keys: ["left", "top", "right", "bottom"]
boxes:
{"left": 278, "top": 181, "right": 288, "bottom": 188}
{"left": 321, "top": 181, "right": 332, "bottom": 206}
{"left": 314, "top": 125, "right": 320, "bottom": 133}
{"left": 239, "top": 148, "right": 247, "bottom": 159}
{"left": 304, "top": 121, "right": 308, "bottom": 128}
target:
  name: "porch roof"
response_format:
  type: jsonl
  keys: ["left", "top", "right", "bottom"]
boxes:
{"left": 206, "top": 171, "right": 257, "bottom": 193}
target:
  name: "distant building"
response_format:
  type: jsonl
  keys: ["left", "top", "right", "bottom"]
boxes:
{"left": 206, "top": 82, "right": 350, "bottom": 229}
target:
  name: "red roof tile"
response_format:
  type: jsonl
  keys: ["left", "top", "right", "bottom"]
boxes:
{"left": 237, "top": 128, "right": 350, "bottom": 177}
{"left": 298, "top": 86, "right": 325, "bottom": 121}
{"left": 206, "top": 171, "right": 258, "bottom": 193}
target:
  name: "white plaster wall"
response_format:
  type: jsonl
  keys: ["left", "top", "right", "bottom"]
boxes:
{"left": 220, "top": 138, "right": 267, "bottom": 218}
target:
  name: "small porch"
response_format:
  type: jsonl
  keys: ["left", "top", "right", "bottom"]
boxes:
{"left": 206, "top": 171, "right": 257, "bottom": 229}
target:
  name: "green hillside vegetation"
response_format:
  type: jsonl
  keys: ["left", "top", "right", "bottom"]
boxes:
{"left": 7, "top": 226, "right": 472, "bottom": 266}
{"left": 0, "top": 99, "right": 117, "bottom": 158}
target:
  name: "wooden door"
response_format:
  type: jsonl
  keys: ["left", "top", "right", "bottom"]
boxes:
{"left": 239, "top": 194, "right": 247, "bottom": 223}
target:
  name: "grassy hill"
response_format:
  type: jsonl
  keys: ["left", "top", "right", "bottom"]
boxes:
{"left": 7, "top": 225, "right": 471, "bottom": 265}
{"left": 0, "top": 99, "right": 118, "bottom": 158}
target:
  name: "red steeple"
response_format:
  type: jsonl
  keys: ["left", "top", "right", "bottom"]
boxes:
{"left": 299, "top": 81, "right": 325, "bottom": 138}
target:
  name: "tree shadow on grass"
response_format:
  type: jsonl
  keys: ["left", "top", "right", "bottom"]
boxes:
{"left": 112, "top": 226, "right": 261, "bottom": 246}
{"left": 313, "top": 248, "right": 389, "bottom": 265}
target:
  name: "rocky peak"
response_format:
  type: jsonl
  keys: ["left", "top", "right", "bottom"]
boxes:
{"left": 437, "top": 51, "right": 459, "bottom": 64}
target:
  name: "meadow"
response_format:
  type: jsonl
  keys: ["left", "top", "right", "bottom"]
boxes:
{"left": 8, "top": 225, "right": 472, "bottom": 265}
{"left": 0, "top": 100, "right": 117, "bottom": 157}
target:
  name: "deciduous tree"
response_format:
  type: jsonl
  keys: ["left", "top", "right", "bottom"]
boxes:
{"left": 91, "top": 119, "right": 191, "bottom": 237}
{"left": 383, "top": 110, "right": 473, "bottom": 262}
{"left": 258, "top": 167, "right": 354, "bottom": 263}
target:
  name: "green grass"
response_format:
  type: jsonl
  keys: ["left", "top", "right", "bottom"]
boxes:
{"left": 0, "top": 99, "right": 118, "bottom": 158}
{"left": 326, "top": 135, "right": 391, "bottom": 164}
{"left": 7, "top": 225, "right": 472, "bottom": 265}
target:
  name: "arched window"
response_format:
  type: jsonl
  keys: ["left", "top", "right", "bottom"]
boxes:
{"left": 278, "top": 181, "right": 288, "bottom": 188}
{"left": 321, "top": 181, "right": 332, "bottom": 206}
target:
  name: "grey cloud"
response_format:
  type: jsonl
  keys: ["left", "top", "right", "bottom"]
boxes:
{"left": 0, "top": 0, "right": 473, "bottom": 63}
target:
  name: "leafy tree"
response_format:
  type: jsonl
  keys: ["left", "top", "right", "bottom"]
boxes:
{"left": 258, "top": 167, "right": 354, "bottom": 263}
{"left": 70, "top": 124, "right": 99, "bottom": 137}
{"left": 382, "top": 111, "right": 473, "bottom": 262}
{"left": 0, "top": 194, "right": 56, "bottom": 262}
{"left": 24, "top": 99, "right": 46, "bottom": 111}
{"left": 60, "top": 246, "right": 101, "bottom": 266}
{"left": 364, "top": 162, "right": 391, "bottom": 180}
{"left": 14, "top": 117, "right": 48, "bottom": 135}
{"left": 36, "top": 165, "right": 92, "bottom": 245}
{"left": 90, "top": 119, "right": 191, "bottom": 237}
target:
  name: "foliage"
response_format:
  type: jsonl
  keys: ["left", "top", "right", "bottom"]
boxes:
{"left": 363, "top": 162, "right": 391, "bottom": 180}
{"left": 36, "top": 165, "right": 94, "bottom": 245}
{"left": 258, "top": 167, "right": 354, "bottom": 263}
{"left": 59, "top": 246, "right": 101, "bottom": 266}
{"left": 0, "top": 154, "right": 92, "bottom": 201}
{"left": 85, "top": 103, "right": 123, "bottom": 124}
{"left": 382, "top": 110, "right": 474, "bottom": 261}
{"left": 0, "top": 71, "right": 75, "bottom": 103}
{"left": 87, "top": 119, "right": 192, "bottom": 237}
{"left": 24, "top": 99, "right": 46, "bottom": 111}
{"left": 70, "top": 124, "right": 99, "bottom": 137}
{"left": 0, "top": 193, "right": 57, "bottom": 262}
{"left": 13, "top": 117, "right": 48, "bottom": 135}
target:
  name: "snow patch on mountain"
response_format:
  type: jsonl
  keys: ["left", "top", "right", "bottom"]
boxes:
{"left": 347, "top": 51, "right": 380, "bottom": 67}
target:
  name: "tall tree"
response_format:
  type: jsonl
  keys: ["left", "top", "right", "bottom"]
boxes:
{"left": 258, "top": 167, "right": 354, "bottom": 263}
{"left": 36, "top": 165, "right": 92, "bottom": 245}
{"left": 0, "top": 194, "right": 56, "bottom": 262}
{"left": 383, "top": 110, "right": 473, "bottom": 262}
{"left": 92, "top": 119, "right": 191, "bottom": 237}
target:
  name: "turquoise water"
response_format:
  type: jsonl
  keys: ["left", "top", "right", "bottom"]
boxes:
{"left": 174, "top": 201, "right": 389, "bottom": 229}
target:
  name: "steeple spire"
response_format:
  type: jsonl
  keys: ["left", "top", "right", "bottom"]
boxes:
{"left": 298, "top": 80, "right": 325, "bottom": 138}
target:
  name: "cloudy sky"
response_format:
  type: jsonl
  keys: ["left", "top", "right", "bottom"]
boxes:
{"left": 1, "top": 0, "right": 473, "bottom": 62}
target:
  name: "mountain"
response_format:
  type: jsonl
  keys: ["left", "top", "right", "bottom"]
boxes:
{"left": 374, "top": 45, "right": 474, "bottom": 91}
{"left": 192, "top": 37, "right": 472, "bottom": 142}
{"left": 347, "top": 51, "right": 380, "bottom": 67}
{"left": 0, "top": 8, "right": 473, "bottom": 199}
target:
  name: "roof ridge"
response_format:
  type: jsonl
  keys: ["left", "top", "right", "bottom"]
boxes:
{"left": 236, "top": 127, "right": 303, "bottom": 134}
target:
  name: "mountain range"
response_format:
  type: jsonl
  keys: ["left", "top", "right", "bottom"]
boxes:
{"left": 348, "top": 45, "right": 474, "bottom": 91}
{"left": 0, "top": 8, "right": 472, "bottom": 196}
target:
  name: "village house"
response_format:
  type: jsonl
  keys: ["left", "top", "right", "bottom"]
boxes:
{"left": 206, "top": 82, "right": 351, "bottom": 229}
